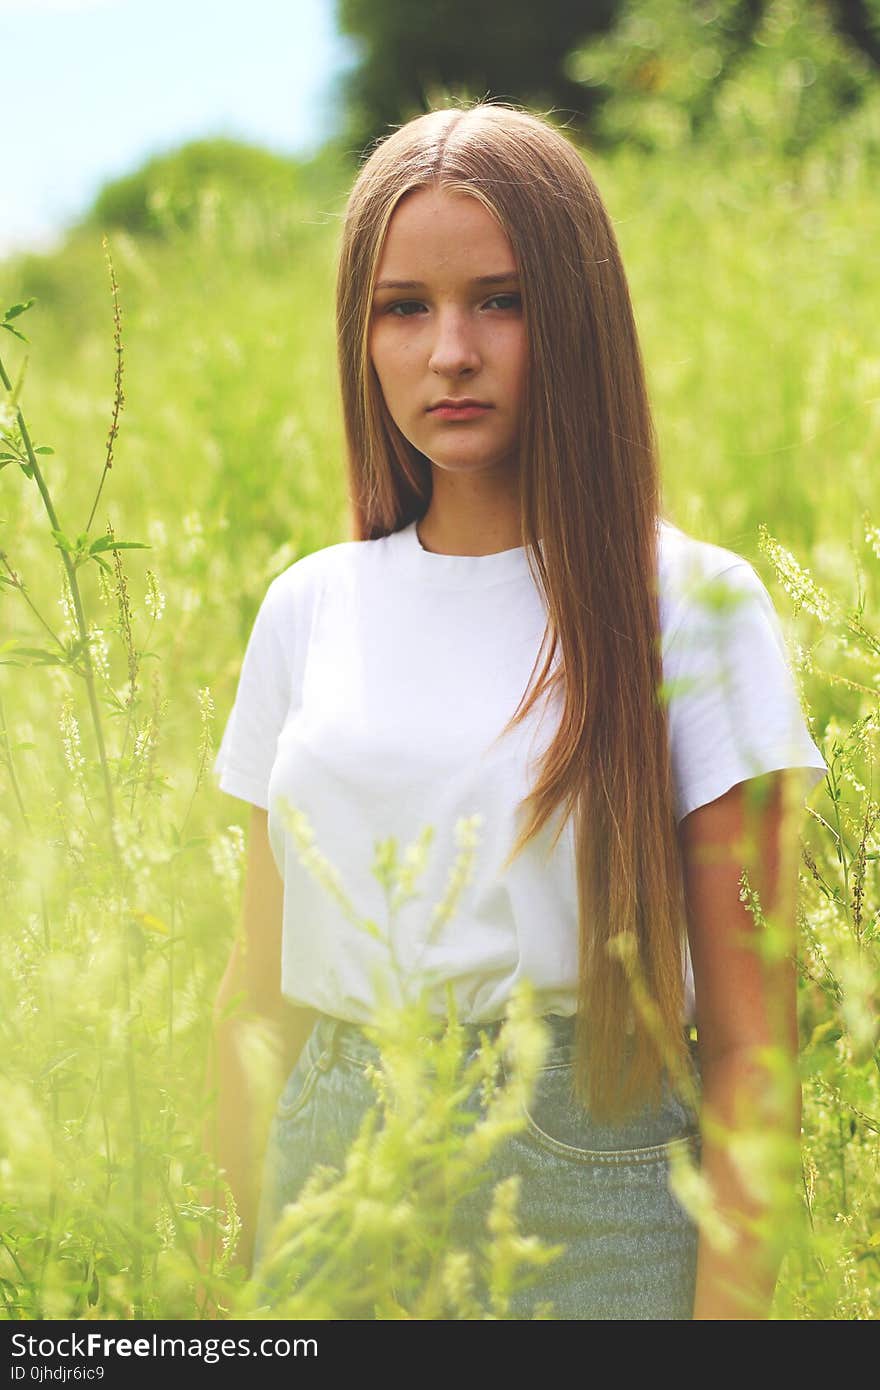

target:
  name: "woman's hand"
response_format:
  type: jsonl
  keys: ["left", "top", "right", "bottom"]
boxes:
{"left": 680, "top": 772, "right": 804, "bottom": 1319}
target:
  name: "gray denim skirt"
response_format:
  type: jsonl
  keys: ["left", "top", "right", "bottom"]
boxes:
{"left": 251, "top": 1011, "right": 703, "bottom": 1320}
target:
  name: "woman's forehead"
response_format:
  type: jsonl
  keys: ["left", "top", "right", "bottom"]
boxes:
{"left": 375, "top": 188, "right": 516, "bottom": 282}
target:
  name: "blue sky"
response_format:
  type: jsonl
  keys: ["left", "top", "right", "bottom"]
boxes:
{"left": 0, "top": 0, "right": 359, "bottom": 257}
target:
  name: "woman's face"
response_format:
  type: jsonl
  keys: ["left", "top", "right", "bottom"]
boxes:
{"left": 368, "top": 186, "right": 527, "bottom": 483}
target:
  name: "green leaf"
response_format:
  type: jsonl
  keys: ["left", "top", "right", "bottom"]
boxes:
{"left": 89, "top": 537, "right": 152, "bottom": 555}
{"left": 3, "top": 299, "right": 36, "bottom": 322}
{"left": 5, "top": 645, "right": 69, "bottom": 666}
{"left": 360, "top": 917, "right": 387, "bottom": 943}
{"left": 0, "top": 322, "right": 28, "bottom": 342}
{"left": 50, "top": 528, "right": 75, "bottom": 554}
{"left": 807, "top": 1019, "right": 841, "bottom": 1049}
{"left": 130, "top": 910, "right": 169, "bottom": 937}
{"left": 36, "top": 1050, "right": 79, "bottom": 1081}
{"left": 33, "top": 445, "right": 54, "bottom": 455}
{"left": 64, "top": 636, "right": 89, "bottom": 661}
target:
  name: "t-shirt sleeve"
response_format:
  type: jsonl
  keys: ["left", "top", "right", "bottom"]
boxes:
{"left": 662, "top": 559, "right": 828, "bottom": 824}
{"left": 212, "top": 576, "right": 294, "bottom": 811}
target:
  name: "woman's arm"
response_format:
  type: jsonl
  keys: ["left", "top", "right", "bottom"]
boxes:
{"left": 202, "top": 805, "right": 318, "bottom": 1290}
{"left": 679, "top": 770, "right": 804, "bottom": 1320}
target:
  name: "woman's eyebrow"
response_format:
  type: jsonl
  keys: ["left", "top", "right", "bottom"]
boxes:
{"left": 373, "top": 271, "right": 520, "bottom": 291}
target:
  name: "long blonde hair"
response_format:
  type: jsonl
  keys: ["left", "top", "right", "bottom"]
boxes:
{"left": 335, "top": 99, "right": 689, "bottom": 1121}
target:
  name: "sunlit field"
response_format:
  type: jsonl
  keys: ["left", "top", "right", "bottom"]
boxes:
{"left": 0, "top": 115, "right": 877, "bottom": 1318}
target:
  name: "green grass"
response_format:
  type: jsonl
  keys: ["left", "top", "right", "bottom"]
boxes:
{"left": 0, "top": 125, "right": 877, "bottom": 1318}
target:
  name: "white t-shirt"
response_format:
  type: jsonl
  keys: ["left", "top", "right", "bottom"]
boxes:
{"left": 212, "top": 518, "right": 827, "bottom": 1026}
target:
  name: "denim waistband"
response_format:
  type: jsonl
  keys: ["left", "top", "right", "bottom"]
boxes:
{"left": 311, "top": 1010, "right": 574, "bottom": 1068}
{"left": 309, "top": 1010, "right": 697, "bottom": 1071}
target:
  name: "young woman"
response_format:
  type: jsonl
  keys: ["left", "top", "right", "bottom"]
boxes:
{"left": 207, "top": 101, "right": 827, "bottom": 1319}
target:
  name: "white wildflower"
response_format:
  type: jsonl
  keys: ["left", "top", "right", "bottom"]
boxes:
{"left": 132, "top": 723, "right": 154, "bottom": 767}
{"left": 155, "top": 1208, "right": 175, "bottom": 1250}
{"left": 96, "top": 564, "right": 113, "bottom": 606}
{"left": 87, "top": 626, "right": 110, "bottom": 683}
{"left": 277, "top": 796, "right": 362, "bottom": 926}
{"left": 486, "top": 1173, "right": 521, "bottom": 1237}
{"left": 58, "top": 699, "right": 85, "bottom": 777}
{"left": 394, "top": 826, "right": 435, "bottom": 906}
{"left": 441, "top": 1249, "right": 476, "bottom": 1310}
{"left": 429, "top": 813, "right": 484, "bottom": 934}
{"left": 197, "top": 686, "right": 215, "bottom": 764}
{"left": 209, "top": 824, "right": 246, "bottom": 897}
{"left": 757, "top": 525, "right": 835, "bottom": 622}
{"left": 791, "top": 639, "right": 814, "bottom": 674}
{"left": 113, "top": 817, "right": 145, "bottom": 874}
{"left": 144, "top": 569, "right": 165, "bottom": 620}
{"left": 57, "top": 572, "right": 78, "bottom": 638}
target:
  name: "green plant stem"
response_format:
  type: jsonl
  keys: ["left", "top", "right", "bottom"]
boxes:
{"left": 0, "top": 353, "right": 116, "bottom": 831}
{"left": 34, "top": 890, "right": 61, "bottom": 1315}
{"left": 0, "top": 551, "right": 68, "bottom": 654}
{"left": 84, "top": 236, "right": 124, "bottom": 533}
{"left": 827, "top": 765, "right": 853, "bottom": 924}
{"left": 0, "top": 689, "right": 30, "bottom": 827}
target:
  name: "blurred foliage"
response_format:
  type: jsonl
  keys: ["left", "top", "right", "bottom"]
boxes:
{"left": 336, "top": 0, "right": 880, "bottom": 159}
{"left": 78, "top": 136, "right": 353, "bottom": 240}
{"left": 335, "top": 0, "right": 616, "bottom": 154}
{"left": 567, "top": 0, "right": 880, "bottom": 156}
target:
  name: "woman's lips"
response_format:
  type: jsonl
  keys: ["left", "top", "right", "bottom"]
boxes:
{"left": 429, "top": 404, "right": 493, "bottom": 419}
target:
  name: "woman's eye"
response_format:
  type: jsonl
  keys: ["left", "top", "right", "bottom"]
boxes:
{"left": 384, "top": 293, "right": 521, "bottom": 317}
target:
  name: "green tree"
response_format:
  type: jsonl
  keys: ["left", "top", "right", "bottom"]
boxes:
{"left": 78, "top": 137, "right": 342, "bottom": 239}
{"left": 334, "top": 0, "right": 880, "bottom": 159}
{"left": 334, "top": 0, "right": 617, "bottom": 155}
{"left": 566, "top": 0, "right": 880, "bottom": 156}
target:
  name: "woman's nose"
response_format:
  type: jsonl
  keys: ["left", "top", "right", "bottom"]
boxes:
{"left": 427, "top": 308, "right": 481, "bottom": 376}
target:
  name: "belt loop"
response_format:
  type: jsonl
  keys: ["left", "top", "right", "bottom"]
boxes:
{"left": 320, "top": 1014, "right": 344, "bottom": 1067}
